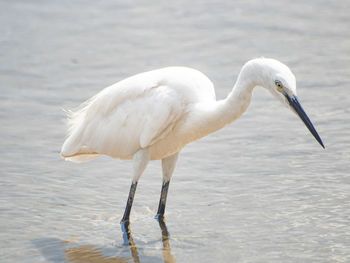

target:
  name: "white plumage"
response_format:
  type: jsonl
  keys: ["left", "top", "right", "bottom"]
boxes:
{"left": 61, "top": 58, "right": 324, "bottom": 223}
{"left": 61, "top": 66, "right": 215, "bottom": 162}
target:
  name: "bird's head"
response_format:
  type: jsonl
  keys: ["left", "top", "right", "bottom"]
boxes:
{"left": 247, "top": 58, "right": 325, "bottom": 148}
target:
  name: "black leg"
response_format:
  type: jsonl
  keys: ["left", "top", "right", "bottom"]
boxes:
{"left": 156, "top": 180, "right": 170, "bottom": 220}
{"left": 121, "top": 181, "right": 138, "bottom": 223}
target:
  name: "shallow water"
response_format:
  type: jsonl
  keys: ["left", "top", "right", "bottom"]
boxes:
{"left": 1, "top": 0, "right": 350, "bottom": 262}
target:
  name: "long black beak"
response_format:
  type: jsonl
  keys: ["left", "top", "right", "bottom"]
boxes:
{"left": 284, "top": 93, "right": 325, "bottom": 148}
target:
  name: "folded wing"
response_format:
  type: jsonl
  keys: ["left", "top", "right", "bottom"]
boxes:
{"left": 61, "top": 73, "right": 184, "bottom": 162}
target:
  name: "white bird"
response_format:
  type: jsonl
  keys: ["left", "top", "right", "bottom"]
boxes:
{"left": 61, "top": 58, "right": 324, "bottom": 223}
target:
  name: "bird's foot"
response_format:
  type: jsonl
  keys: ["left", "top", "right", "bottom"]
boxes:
{"left": 155, "top": 214, "right": 170, "bottom": 239}
{"left": 120, "top": 220, "right": 132, "bottom": 245}
{"left": 155, "top": 214, "right": 165, "bottom": 222}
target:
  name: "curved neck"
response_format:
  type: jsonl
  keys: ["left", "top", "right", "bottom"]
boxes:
{"left": 187, "top": 65, "right": 257, "bottom": 141}
{"left": 225, "top": 65, "right": 256, "bottom": 121}
{"left": 213, "top": 63, "right": 257, "bottom": 129}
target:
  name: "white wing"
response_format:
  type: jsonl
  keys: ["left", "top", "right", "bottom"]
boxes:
{"left": 61, "top": 67, "right": 215, "bottom": 162}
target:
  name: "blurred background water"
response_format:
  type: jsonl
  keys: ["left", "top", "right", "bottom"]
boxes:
{"left": 1, "top": 0, "right": 349, "bottom": 262}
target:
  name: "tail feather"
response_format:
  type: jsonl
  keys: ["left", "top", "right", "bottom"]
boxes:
{"left": 61, "top": 152, "right": 100, "bottom": 163}
{"left": 61, "top": 85, "right": 114, "bottom": 163}
{"left": 61, "top": 96, "right": 100, "bottom": 163}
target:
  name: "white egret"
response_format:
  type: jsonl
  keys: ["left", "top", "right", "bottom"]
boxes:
{"left": 61, "top": 58, "right": 324, "bottom": 223}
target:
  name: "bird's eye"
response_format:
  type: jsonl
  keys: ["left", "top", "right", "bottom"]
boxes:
{"left": 275, "top": 80, "right": 283, "bottom": 92}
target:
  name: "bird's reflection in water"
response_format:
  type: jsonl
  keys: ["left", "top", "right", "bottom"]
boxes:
{"left": 64, "top": 219, "right": 175, "bottom": 263}
{"left": 64, "top": 245, "right": 129, "bottom": 263}
{"left": 158, "top": 219, "right": 176, "bottom": 263}
{"left": 120, "top": 219, "right": 175, "bottom": 263}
